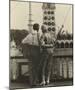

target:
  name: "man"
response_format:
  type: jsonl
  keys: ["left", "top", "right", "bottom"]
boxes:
{"left": 22, "top": 23, "right": 40, "bottom": 86}
{"left": 22, "top": 24, "right": 40, "bottom": 45}
{"left": 39, "top": 25, "right": 56, "bottom": 86}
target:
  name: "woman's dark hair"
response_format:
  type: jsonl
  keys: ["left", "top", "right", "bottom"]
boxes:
{"left": 33, "top": 23, "right": 39, "bottom": 32}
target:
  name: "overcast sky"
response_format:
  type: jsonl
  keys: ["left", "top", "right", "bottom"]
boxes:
{"left": 10, "top": 1, "right": 72, "bottom": 33}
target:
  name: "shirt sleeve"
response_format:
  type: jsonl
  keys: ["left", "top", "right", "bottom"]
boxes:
{"left": 22, "top": 34, "right": 32, "bottom": 44}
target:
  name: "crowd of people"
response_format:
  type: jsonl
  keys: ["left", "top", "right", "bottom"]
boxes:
{"left": 22, "top": 23, "right": 56, "bottom": 87}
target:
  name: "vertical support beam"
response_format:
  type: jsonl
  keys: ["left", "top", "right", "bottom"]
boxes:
{"left": 66, "top": 58, "right": 69, "bottom": 78}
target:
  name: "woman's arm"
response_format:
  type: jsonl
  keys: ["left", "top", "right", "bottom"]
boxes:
{"left": 41, "top": 44, "right": 53, "bottom": 48}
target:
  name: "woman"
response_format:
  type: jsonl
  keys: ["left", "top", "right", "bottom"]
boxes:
{"left": 39, "top": 25, "right": 55, "bottom": 86}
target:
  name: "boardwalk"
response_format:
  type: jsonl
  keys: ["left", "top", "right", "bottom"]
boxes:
{"left": 10, "top": 80, "right": 73, "bottom": 89}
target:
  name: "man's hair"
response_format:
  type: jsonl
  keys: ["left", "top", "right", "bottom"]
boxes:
{"left": 33, "top": 23, "right": 39, "bottom": 32}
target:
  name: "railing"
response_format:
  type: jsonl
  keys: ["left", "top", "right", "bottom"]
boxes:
{"left": 10, "top": 45, "right": 73, "bottom": 81}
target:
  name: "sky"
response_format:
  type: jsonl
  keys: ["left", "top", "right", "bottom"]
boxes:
{"left": 10, "top": 1, "right": 73, "bottom": 33}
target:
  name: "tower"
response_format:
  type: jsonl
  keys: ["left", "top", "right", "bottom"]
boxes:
{"left": 28, "top": 2, "right": 33, "bottom": 33}
{"left": 42, "top": 3, "right": 56, "bottom": 35}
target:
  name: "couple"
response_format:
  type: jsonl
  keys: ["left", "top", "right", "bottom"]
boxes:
{"left": 22, "top": 23, "right": 55, "bottom": 86}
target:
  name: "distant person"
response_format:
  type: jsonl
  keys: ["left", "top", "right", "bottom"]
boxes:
{"left": 22, "top": 23, "right": 40, "bottom": 86}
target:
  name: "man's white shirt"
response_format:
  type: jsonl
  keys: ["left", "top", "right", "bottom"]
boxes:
{"left": 22, "top": 30, "right": 40, "bottom": 46}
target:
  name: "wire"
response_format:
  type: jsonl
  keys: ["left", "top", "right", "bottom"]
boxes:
{"left": 62, "top": 6, "right": 71, "bottom": 26}
{"left": 56, "top": 6, "right": 71, "bottom": 34}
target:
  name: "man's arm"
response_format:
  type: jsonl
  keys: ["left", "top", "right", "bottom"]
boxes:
{"left": 22, "top": 34, "right": 32, "bottom": 44}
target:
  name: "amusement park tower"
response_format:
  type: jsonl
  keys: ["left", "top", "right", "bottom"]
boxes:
{"left": 42, "top": 3, "right": 56, "bottom": 35}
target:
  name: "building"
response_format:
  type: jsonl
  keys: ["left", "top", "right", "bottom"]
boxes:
{"left": 53, "top": 40, "right": 73, "bottom": 79}
{"left": 10, "top": 40, "right": 30, "bottom": 82}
